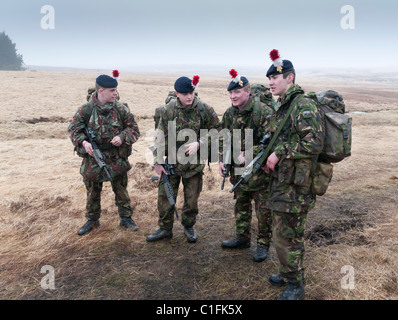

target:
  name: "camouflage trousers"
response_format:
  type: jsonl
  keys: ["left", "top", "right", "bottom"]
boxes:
{"left": 157, "top": 172, "right": 203, "bottom": 231}
{"left": 272, "top": 210, "right": 308, "bottom": 282}
{"left": 84, "top": 174, "right": 133, "bottom": 221}
{"left": 233, "top": 187, "right": 273, "bottom": 247}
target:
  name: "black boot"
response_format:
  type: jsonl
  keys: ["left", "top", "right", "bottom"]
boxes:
{"left": 120, "top": 217, "right": 139, "bottom": 231}
{"left": 184, "top": 226, "right": 197, "bottom": 243}
{"left": 77, "top": 219, "right": 100, "bottom": 236}
{"left": 253, "top": 246, "right": 269, "bottom": 262}
{"left": 146, "top": 228, "right": 173, "bottom": 242}
{"left": 277, "top": 280, "right": 305, "bottom": 300}
{"left": 268, "top": 274, "right": 286, "bottom": 287}
{"left": 221, "top": 237, "right": 250, "bottom": 249}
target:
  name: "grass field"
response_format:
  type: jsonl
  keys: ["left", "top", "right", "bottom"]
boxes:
{"left": 1, "top": 69, "right": 397, "bottom": 300}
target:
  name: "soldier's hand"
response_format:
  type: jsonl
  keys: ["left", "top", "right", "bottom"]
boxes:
{"left": 219, "top": 162, "right": 225, "bottom": 177}
{"left": 264, "top": 152, "right": 279, "bottom": 172}
{"left": 155, "top": 164, "right": 167, "bottom": 177}
{"left": 185, "top": 141, "right": 200, "bottom": 156}
{"left": 83, "top": 141, "right": 93, "bottom": 157}
{"left": 111, "top": 136, "right": 122, "bottom": 147}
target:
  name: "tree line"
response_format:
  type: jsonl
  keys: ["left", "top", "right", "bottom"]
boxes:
{"left": 0, "top": 32, "right": 24, "bottom": 71}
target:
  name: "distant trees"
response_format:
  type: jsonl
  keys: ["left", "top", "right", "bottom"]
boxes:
{"left": 0, "top": 32, "right": 24, "bottom": 70}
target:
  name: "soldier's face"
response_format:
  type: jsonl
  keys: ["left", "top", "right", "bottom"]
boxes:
{"left": 268, "top": 74, "right": 292, "bottom": 97}
{"left": 176, "top": 91, "right": 194, "bottom": 107}
{"left": 229, "top": 87, "right": 251, "bottom": 108}
{"left": 99, "top": 87, "right": 118, "bottom": 104}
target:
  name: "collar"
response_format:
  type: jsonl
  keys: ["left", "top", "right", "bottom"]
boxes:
{"left": 278, "top": 84, "right": 304, "bottom": 106}
{"left": 176, "top": 96, "right": 198, "bottom": 111}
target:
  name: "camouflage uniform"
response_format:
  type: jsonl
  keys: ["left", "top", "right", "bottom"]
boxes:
{"left": 266, "top": 84, "right": 324, "bottom": 282}
{"left": 68, "top": 93, "right": 140, "bottom": 221}
{"left": 220, "top": 97, "right": 274, "bottom": 247}
{"left": 154, "top": 96, "right": 220, "bottom": 230}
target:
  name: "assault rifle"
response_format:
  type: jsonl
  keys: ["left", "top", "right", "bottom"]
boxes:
{"left": 230, "top": 133, "right": 271, "bottom": 193}
{"left": 159, "top": 162, "right": 179, "bottom": 220}
{"left": 221, "top": 147, "right": 231, "bottom": 190}
{"left": 229, "top": 98, "right": 298, "bottom": 193}
{"left": 85, "top": 127, "right": 113, "bottom": 182}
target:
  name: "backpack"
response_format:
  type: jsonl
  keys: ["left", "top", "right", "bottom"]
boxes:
{"left": 306, "top": 90, "right": 352, "bottom": 196}
{"left": 307, "top": 90, "right": 352, "bottom": 164}
{"left": 250, "top": 83, "right": 275, "bottom": 109}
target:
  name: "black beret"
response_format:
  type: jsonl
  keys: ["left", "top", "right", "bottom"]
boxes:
{"left": 266, "top": 60, "right": 294, "bottom": 77}
{"left": 96, "top": 75, "right": 118, "bottom": 88}
{"left": 227, "top": 76, "right": 249, "bottom": 91}
{"left": 174, "top": 76, "right": 195, "bottom": 93}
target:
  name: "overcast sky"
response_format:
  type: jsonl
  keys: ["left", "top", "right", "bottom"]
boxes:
{"left": 1, "top": 0, "right": 397, "bottom": 73}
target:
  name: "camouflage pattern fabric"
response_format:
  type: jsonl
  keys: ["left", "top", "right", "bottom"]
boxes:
{"left": 154, "top": 105, "right": 163, "bottom": 129}
{"left": 266, "top": 84, "right": 324, "bottom": 214}
{"left": 265, "top": 84, "right": 324, "bottom": 283}
{"left": 154, "top": 91, "right": 199, "bottom": 129}
{"left": 232, "top": 185, "right": 272, "bottom": 247}
{"left": 84, "top": 174, "right": 133, "bottom": 220}
{"left": 68, "top": 93, "right": 140, "bottom": 182}
{"left": 220, "top": 97, "right": 275, "bottom": 246}
{"left": 154, "top": 95, "right": 220, "bottom": 229}
{"left": 155, "top": 96, "right": 220, "bottom": 178}
{"left": 250, "top": 83, "right": 278, "bottom": 111}
{"left": 272, "top": 210, "right": 307, "bottom": 282}
{"left": 158, "top": 172, "right": 203, "bottom": 230}
{"left": 219, "top": 96, "right": 274, "bottom": 165}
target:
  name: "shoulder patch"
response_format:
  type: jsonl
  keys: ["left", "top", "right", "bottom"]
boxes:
{"left": 302, "top": 110, "right": 312, "bottom": 118}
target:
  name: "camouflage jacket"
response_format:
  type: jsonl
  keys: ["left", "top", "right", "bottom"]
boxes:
{"left": 266, "top": 84, "right": 324, "bottom": 213}
{"left": 154, "top": 96, "right": 220, "bottom": 178}
{"left": 219, "top": 97, "right": 274, "bottom": 190}
{"left": 68, "top": 94, "right": 140, "bottom": 182}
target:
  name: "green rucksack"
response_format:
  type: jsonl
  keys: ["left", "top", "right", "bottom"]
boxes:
{"left": 308, "top": 90, "right": 352, "bottom": 164}
{"left": 307, "top": 90, "right": 352, "bottom": 196}
{"left": 250, "top": 83, "right": 275, "bottom": 108}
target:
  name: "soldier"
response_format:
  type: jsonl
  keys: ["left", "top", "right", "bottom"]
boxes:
{"left": 219, "top": 69, "right": 274, "bottom": 262}
{"left": 68, "top": 74, "right": 140, "bottom": 236}
{"left": 147, "top": 76, "right": 220, "bottom": 243}
{"left": 263, "top": 50, "right": 324, "bottom": 299}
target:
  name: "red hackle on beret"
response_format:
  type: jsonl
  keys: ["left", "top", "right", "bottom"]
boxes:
{"left": 192, "top": 75, "right": 200, "bottom": 87}
{"left": 229, "top": 69, "right": 238, "bottom": 79}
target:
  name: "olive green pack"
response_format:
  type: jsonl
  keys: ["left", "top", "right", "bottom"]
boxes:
{"left": 307, "top": 90, "right": 352, "bottom": 196}
{"left": 308, "top": 90, "right": 352, "bottom": 164}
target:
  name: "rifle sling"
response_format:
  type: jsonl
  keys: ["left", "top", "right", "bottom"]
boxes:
{"left": 262, "top": 96, "right": 298, "bottom": 158}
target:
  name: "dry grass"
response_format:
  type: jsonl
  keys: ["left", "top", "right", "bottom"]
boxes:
{"left": 0, "top": 70, "right": 397, "bottom": 300}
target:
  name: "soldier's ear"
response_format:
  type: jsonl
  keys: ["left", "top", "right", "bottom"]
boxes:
{"left": 287, "top": 73, "right": 295, "bottom": 84}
